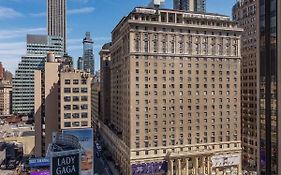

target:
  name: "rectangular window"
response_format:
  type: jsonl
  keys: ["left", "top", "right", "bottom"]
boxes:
{"left": 73, "top": 88, "right": 79, "bottom": 93}
{"left": 64, "top": 122, "right": 71, "bottom": 127}
{"left": 72, "top": 113, "right": 80, "bottom": 118}
{"left": 65, "top": 79, "right": 70, "bottom": 85}
{"left": 73, "top": 79, "right": 79, "bottom": 84}
{"left": 73, "top": 96, "right": 79, "bottom": 101}
{"left": 73, "top": 105, "right": 79, "bottom": 110}
{"left": 64, "top": 96, "right": 71, "bottom": 102}
{"left": 81, "top": 88, "right": 88, "bottom": 93}
{"left": 81, "top": 104, "right": 88, "bottom": 110}
{"left": 64, "top": 88, "right": 71, "bottom": 93}
{"left": 64, "top": 105, "right": 71, "bottom": 110}
{"left": 81, "top": 96, "right": 88, "bottom": 101}
{"left": 72, "top": 122, "right": 80, "bottom": 127}
{"left": 81, "top": 79, "right": 87, "bottom": 85}
{"left": 81, "top": 113, "right": 88, "bottom": 118}
{"left": 64, "top": 113, "right": 71, "bottom": 119}
{"left": 81, "top": 121, "right": 88, "bottom": 126}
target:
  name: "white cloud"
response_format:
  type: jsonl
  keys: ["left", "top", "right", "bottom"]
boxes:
{"left": 0, "top": 27, "right": 45, "bottom": 39}
{"left": 68, "top": 7, "right": 95, "bottom": 15}
{"left": 30, "top": 12, "right": 45, "bottom": 17}
{"left": 30, "top": 7, "right": 95, "bottom": 17}
{"left": 0, "top": 27, "right": 45, "bottom": 73}
{"left": 0, "top": 42, "right": 25, "bottom": 74}
{"left": 0, "top": 6, "right": 22, "bottom": 19}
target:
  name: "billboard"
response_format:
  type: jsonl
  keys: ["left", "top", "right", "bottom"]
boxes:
{"left": 52, "top": 153, "right": 80, "bottom": 175}
{"left": 63, "top": 128, "right": 93, "bottom": 175}
{"left": 29, "top": 158, "right": 50, "bottom": 168}
{"left": 131, "top": 161, "right": 168, "bottom": 175}
{"left": 30, "top": 172, "right": 50, "bottom": 175}
{"left": 211, "top": 153, "right": 241, "bottom": 168}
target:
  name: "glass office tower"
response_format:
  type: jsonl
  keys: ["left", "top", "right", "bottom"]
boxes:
{"left": 258, "top": 0, "right": 280, "bottom": 174}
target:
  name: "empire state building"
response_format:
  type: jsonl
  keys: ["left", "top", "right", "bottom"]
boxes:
{"left": 47, "top": 0, "right": 67, "bottom": 53}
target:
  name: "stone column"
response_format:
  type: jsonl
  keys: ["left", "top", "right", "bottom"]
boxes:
{"left": 178, "top": 159, "right": 182, "bottom": 175}
{"left": 171, "top": 160, "right": 174, "bottom": 175}
{"left": 185, "top": 158, "right": 189, "bottom": 175}
{"left": 202, "top": 157, "right": 206, "bottom": 174}
{"left": 207, "top": 156, "right": 211, "bottom": 174}
{"left": 195, "top": 157, "right": 199, "bottom": 175}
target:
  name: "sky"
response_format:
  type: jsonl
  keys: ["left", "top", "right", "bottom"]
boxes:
{"left": 0, "top": 0, "right": 236, "bottom": 74}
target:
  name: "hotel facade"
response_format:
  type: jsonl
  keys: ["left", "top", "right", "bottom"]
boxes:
{"left": 99, "top": 7, "right": 243, "bottom": 175}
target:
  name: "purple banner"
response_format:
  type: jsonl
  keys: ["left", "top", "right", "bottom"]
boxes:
{"left": 132, "top": 161, "right": 167, "bottom": 175}
{"left": 30, "top": 171, "right": 50, "bottom": 175}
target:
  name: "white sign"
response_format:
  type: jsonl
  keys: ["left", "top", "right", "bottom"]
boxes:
{"left": 211, "top": 153, "right": 241, "bottom": 168}
{"left": 136, "top": 8, "right": 156, "bottom": 14}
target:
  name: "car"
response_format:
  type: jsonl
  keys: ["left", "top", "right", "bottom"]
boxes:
{"left": 7, "top": 163, "right": 15, "bottom": 170}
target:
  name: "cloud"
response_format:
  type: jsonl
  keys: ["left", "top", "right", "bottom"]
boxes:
{"left": 68, "top": 7, "right": 95, "bottom": 15}
{"left": 30, "top": 12, "right": 45, "bottom": 17}
{"left": 31, "top": 7, "right": 95, "bottom": 17}
{"left": 69, "top": 0, "right": 90, "bottom": 3}
{"left": 0, "top": 42, "right": 25, "bottom": 74}
{"left": 0, "top": 6, "right": 23, "bottom": 19}
{"left": 0, "top": 27, "right": 45, "bottom": 39}
{"left": 0, "top": 27, "right": 45, "bottom": 73}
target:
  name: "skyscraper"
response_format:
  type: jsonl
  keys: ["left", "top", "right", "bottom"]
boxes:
{"left": 77, "top": 56, "right": 84, "bottom": 70}
{"left": 0, "top": 62, "right": 3, "bottom": 80}
{"left": 82, "top": 32, "right": 95, "bottom": 75}
{"left": 99, "top": 43, "right": 111, "bottom": 124}
{"left": 47, "top": 0, "right": 67, "bottom": 53}
{"left": 12, "top": 35, "right": 64, "bottom": 115}
{"left": 99, "top": 7, "right": 242, "bottom": 175}
{"left": 173, "top": 0, "right": 206, "bottom": 12}
{"left": 0, "top": 81, "right": 12, "bottom": 115}
{"left": 258, "top": 0, "right": 281, "bottom": 174}
{"left": 232, "top": 0, "right": 258, "bottom": 173}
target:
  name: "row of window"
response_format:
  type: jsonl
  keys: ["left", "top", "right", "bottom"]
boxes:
{"left": 135, "top": 118, "right": 238, "bottom": 126}
{"left": 138, "top": 83, "right": 238, "bottom": 89}
{"left": 136, "top": 69, "right": 238, "bottom": 76}
{"left": 64, "top": 121, "right": 88, "bottom": 127}
{"left": 64, "top": 112, "right": 88, "bottom": 119}
{"left": 64, "top": 104, "right": 88, "bottom": 110}
{"left": 137, "top": 61, "right": 238, "bottom": 68}
{"left": 134, "top": 139, "right": 239, "bottom": 153}
{"left": 64, "top": 79, "right": 87, "bottom": 85}
{"left": 135, "top": 76, "right": 238, "bottom": 83}
{"left": 136, "top": 98, "right": 238, "bottom": 105}
{"left": 64, "top": 88, "right": 88, "bottom": 93}
{"left": 64, "top": 96, "right": 88, "bottom": 102}
{"left": 135, "top": 143, "right": 238, "bottom": 156}
{"left": 135, "top": 112, "right": 238, "bottom": 120}
{"left": 135, "top": 90, "right": 238, "bottom": 96}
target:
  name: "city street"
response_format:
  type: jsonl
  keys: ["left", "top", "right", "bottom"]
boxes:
{"left": 94, "top": 146, "right": 113, "bottom": 175}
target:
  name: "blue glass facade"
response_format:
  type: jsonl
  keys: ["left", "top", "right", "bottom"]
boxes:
{"left": 259, "top": 0, "right": 278, "bottom": 174}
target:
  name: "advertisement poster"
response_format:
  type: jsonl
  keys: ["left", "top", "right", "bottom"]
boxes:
{"left": 131, "top": 161, "right": 167, "bottom": 175}
{"left": 30, "top": 172, "right": 50, "bottom": 175}
{"left": 29, "top": 158, "right": 50, "bottom": 168}
{"left": 29, "top": 157, "right": 50, "bottom": 175}
{"left": 63, "top": 128, "right": 93, "bottom": 175}
{"left": 52, "top": 153, "right": 80, "bottom": 175}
